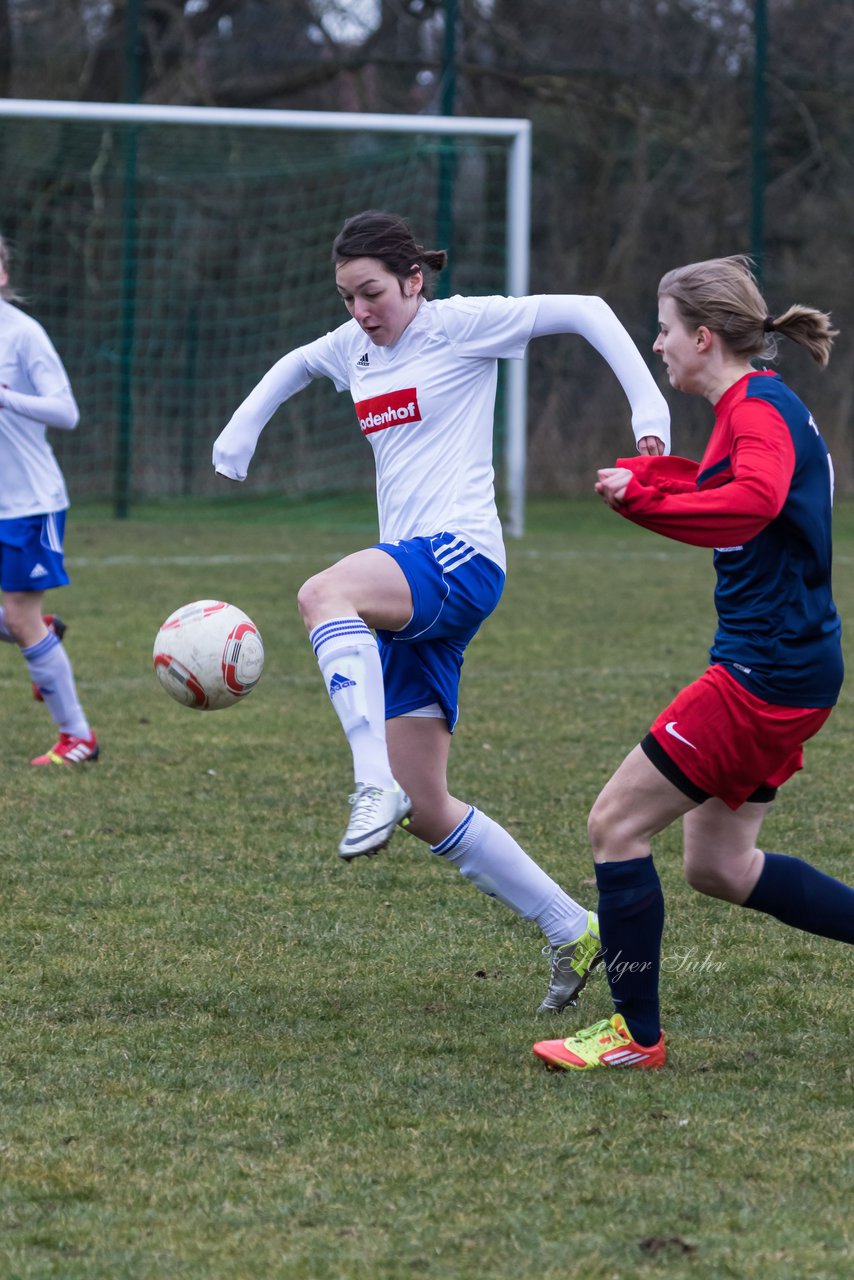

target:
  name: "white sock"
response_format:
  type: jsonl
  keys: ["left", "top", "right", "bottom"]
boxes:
{"left": 310, "top": 617, "right": 396, "bottom": 789}
{"left": 23, "top": 632, "right": 90, "bottom": 738}
{"left": 0, "top": 606, "right": 15, "bottom": 643}
{"left": 432, "top": 806, "right": 589, "bottom": 947}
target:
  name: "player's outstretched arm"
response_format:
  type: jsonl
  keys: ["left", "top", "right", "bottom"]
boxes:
{"left": 213, "top": 349, "right": 314, "bottom": 481}
{"left": 532, "top": 295, "right": 670, "bottom": 455}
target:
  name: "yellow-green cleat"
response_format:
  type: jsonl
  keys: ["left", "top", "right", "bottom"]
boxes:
{"left": 533, "top": 1012, "right": 666, "bottom": 1070}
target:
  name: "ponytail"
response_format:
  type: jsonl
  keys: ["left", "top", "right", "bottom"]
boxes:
{"left": 765, "top": 305, "right": 837, "bottom": 369}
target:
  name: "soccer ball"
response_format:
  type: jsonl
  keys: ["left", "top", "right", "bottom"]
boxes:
{"left": 153, "top": 600, "right": 264, "bottom": 710}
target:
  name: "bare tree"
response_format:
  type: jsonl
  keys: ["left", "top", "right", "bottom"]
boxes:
{"left": 2, "top": 0, "right": 853, "bottom": 492}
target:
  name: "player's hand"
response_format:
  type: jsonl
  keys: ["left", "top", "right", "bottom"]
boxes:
{"left": 636, "top": 435, "right": 666, "bottom": 456}
{"left": 595, "top": 467, "right": 633, "bottom": 508}
{"left": 212, "top": 424, "right": 254, "bottom": 481}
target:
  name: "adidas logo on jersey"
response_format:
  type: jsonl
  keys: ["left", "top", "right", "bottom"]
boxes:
{"left": 329, "top": 672, "right": 357, "bottom": 696}
{"left": 356, "top": 352, "right": 370, "bottom": 367}
{"left": 29, "top": 563, "right": 49, "bottom": 579}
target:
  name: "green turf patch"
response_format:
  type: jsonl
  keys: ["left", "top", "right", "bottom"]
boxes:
{"left": 0, "top": 499, "right": 850, "bottom": 1278}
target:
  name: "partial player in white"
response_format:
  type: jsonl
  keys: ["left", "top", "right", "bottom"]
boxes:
{"left": 0, "top": 233, "right": 98, "bottom": 766}
{"left": 213, "top": 209, "right": 671, "bottom": 1012}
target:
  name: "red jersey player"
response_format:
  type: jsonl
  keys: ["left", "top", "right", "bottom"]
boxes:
{"left": 534, "top": 254, "right": 853, "bottom": 1071}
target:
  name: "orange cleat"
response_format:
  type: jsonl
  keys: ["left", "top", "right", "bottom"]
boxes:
{"left": 533, "top": 1012, "right": 666, "bottom": 1071}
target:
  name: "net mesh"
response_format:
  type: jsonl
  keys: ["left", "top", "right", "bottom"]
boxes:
{"left": 0, "top": 117, "right": 512, "bottom": 507}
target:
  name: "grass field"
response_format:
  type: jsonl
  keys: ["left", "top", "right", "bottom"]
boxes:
{"left": 0, "top": 495, "right": 852, "bottom": 1279}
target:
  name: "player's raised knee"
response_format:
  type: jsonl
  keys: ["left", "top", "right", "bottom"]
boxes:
{"left": 296, "top": 571, "right": 333, "bottom": 628}
{"left": 588, "top": 794, "right": 652, "bottom": 862}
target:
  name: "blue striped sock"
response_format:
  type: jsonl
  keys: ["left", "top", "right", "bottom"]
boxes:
{"left": 22, "top": 631, "right": 89, "bottom": 737}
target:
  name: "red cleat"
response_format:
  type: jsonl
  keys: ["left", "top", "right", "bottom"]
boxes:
{"left": 533, "top": 1012, "right": 666, "bottom": 1071}
{"left": 31, "top": 731, "right": 99, "bottom": 767}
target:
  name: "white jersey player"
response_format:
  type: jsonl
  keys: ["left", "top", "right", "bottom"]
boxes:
{"left": 213, "top": 209, "right": 670, "bottom": 1012}
{"left": 0, "top": 234, "right": 98, "bottom": 765}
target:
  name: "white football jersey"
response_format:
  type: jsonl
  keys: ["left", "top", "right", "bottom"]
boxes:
{"left": 302, "top": 295, "right": 541, "bottom": 570}
{"left": 214, "top": 291, "right": 670, "bottom": 562}
{"left": 0, "top": 300, "right": 75, "bottom": 518}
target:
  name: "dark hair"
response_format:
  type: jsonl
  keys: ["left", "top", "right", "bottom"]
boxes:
{"left": 332, "top": 210, "right": 448, "bottom": 299}
{"left": 658, "top": 255, "right": 837, "bottom": 369}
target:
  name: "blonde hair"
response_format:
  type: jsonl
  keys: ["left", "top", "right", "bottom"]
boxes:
{"left": 0, "top": 234, "right": 24, "bottom": 303}
{"left": 658, "top": 255, "right": 837, "bottom": 369}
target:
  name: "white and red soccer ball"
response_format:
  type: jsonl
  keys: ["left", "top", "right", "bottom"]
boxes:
{"left": 153, "top": 600, "right": 264, "bottom": 710}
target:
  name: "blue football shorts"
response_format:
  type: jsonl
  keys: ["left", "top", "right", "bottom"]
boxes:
{"left": 374, "top": 532, "right": 505, "bottom": 732}
{"left": 0, "top": 511, "right": 70, "bottom": 593}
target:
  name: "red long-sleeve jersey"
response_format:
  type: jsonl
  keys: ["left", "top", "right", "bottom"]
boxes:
{"left": 612, "top": 371, "right": 842, "bottom": 707}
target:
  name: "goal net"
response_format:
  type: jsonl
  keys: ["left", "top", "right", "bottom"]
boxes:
{"left": 0, "top": 102, "right": 530, "bottom": 528}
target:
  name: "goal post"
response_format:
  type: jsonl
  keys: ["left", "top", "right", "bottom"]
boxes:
{"left": 0, "top": 99, "right": 531, "bottom": 533}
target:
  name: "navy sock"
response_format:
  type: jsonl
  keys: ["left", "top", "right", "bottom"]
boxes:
{"left": 595, "top": 856, "right": 664, "bottom": 1047}
{"left": 744, "top": 852, "right": 854, "bottom": 943}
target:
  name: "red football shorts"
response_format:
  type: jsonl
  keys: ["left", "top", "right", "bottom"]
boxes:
{"left": 646, "top": 664, "right": 832, "bottom": 810}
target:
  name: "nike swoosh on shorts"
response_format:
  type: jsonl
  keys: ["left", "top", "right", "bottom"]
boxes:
{"left": 665, "top": 720, "right": 697, "bottom": 750}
